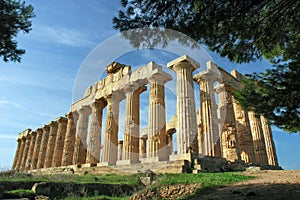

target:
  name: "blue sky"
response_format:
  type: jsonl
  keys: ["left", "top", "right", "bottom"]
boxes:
{"left": 0, "top": 0, "right": 299, "bottom": 170}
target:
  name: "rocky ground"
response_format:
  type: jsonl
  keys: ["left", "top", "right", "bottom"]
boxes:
{"left": 132, "top": 170, "right": 300, "bottom": 200}
{"left": 191, "top": 170, "right": 300, "bottom": 200}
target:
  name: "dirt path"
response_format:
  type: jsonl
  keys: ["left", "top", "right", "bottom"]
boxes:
{"left": 191, "top": 170, "right": 300, "bottom": 200}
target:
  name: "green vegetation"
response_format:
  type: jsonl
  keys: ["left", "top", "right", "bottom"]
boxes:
{"left": 4, "top": 189, "right": 35, "bottom": 199}
{"left": 1, "top": 171, "right": 253, "bottom": 200}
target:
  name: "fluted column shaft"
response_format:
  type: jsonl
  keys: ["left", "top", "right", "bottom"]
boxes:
{"left": 15, "top": 137, "right": 26, "bottom": 170}
{"left": 196, "top": 78, "right": 221, "bottom": 157}
{"left": 118, "top": 141, "right": 123, "bottom": 161}
{"left": 102, "top": 94, "right": 123, "bottom": 164}
{"left": 170, "top": 62, "right": 198, "bottom": 154}
{"left": 62, "top": 112, "right": 78, "bottom": 166}
{"left": 216, "top": 84, "right": 241, "bottom": 162}
{"left": 37, "top": 125, "right": 50, "bottom": 169}
{"left": 20, "top": 135, "right": 31, "bottom": 171}
{"left": 12, "top": 139, "right": 22, "bottom": 170}
{"left": 260, "top": 115, "right": 278, "bottom": 166}
{"left": 147, "top": 80, "right": 168, "bottom": 160}
{"left": 31, "top": 129, "right": 43, "bottom": 169}
{"left": 123, "top": 86, "right": 146, "bottom": 162}
{"left": 26, "top": 131, "right": 36, "bottom": 170}
{"left": 232, "top": 98, "right": 256, "bottom": 163}
{"left": 52, "top": 117, "right": 68, "bottom": 167}
{"left": 139, "top": 138, "right": 147, "bottom": 159}
{"left": 44, "top": 121, "right": 58, "bottom": 168}
{"left": 248, "top": 111, "right": 268, "bottom": 165}
{"left": 73, "top": 106, "right": 91, "bottom": 165}
{"left": 86, "top": 101, "right": 105, "bottom": 164}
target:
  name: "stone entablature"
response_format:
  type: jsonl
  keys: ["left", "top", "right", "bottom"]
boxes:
{"left": 12, "top": 55, "right": 279, "bottom": 172}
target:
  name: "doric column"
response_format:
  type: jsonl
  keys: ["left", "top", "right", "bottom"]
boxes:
{"left": 102, "top": 93, "right": 124, "bottom": 165}
{"left": 25, "top": 131, "right": 36, "bottom": 170}
{"left": 248, "top": 111, "right": 268, "bottom": 165}
{"left": 12, "top": 138, "right": 22, "bottom": 170}
{"left": 232, "top": 97, "right": 256, "bottom": 163}
{"left": 44, "top": 121, "right": 58, "bottom": 168}
{"left": 37, "top": 125, "right": 50, "bottom": 169}
{"left": 61, "top": 111, "right": 78, "bottom": 166}
{"left": 20, "top": 133, "right": 31, "bottom": 171}
{"left": 139, "top": 137, "right": 147, "bottom": 159}
{"left": 86, "top": 100, "right": 106, "bottom": 164}
{"left": 260, "top": 115, "right": 278, "bottom": 166}
{"left": 118, "top": 140, "right": 123, "bottom": 161}
{"left": 15, "top": 133, "right": 27, "bottom": 171}
{"left": 73, "top": 106, "right": 91, "bottom": 165}
{"left": 31, "top": 128, "right": 43, "bottom": 169}
{"left": 215, "top": 84, "right": 241, "bottom": 162}
{"left": 122, "top": 86, "right": 146, "bottom": 163}
{"left": 166, "top": 129, "right": 175, "bottom": 156}
{"left": 52, "top": 117, "right": 68, "bottom": 167}
{"left": 167, "top": 55, "right": 199, "bottom": 155}
{"left": 194, "top": 77, "right": 221, "bottom": 157}
{"left": 147, "top": 79, "right": 169, "bottom": 160}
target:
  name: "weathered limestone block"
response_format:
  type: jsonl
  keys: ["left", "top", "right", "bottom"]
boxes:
{"left": 44, "top": 121, "right": 58, "bottom": 168}
{"left": 167, "top": 55, "right": 199, "bottom": 155}
{"left": 260, "top": 115, "right": 278, "bottom": 166}
{"left": 248, "top": 111, "right": 268, "bottom": 165}
{"left": 52, "top": 117, "right": 68, "bottom": 167}
{"left": 61, "top": 111, "right": 78, "bottom": 166}
{"left": 37, "top": 125, "right": 50, "bottom": 169}
{"left": 31, "top": 128, "right": 43, "bottom": 169}
{"left": 73, "top": 106, "right": 91, "bottom": 165}
{"left": 86, "top": 100, "right": 106, "bottom": 164}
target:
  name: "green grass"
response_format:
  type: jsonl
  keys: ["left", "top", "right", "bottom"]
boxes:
{"left": 4, "top": 189, "right": 35, "bottom": 198}
{"left": 0, "top": 171, "right": 141, "bottom": 185}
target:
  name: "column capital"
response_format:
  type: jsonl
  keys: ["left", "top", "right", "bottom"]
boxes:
{"left": 42, "top": 125, "right": 50, "bottom": 131}
{"left": 48, "top": 120, "right": 58, "bottom": 127}
{"left": 36, "top": 128, "right": 43, "bottom": 134}
{"left": 167, "top": 55, "right": 200, "bottom": 72}
{"left": 56, "top": 116, "right": 68, "bottom": 124}
{"left": 106, "top": 92, "right": 125, "bottom": 103}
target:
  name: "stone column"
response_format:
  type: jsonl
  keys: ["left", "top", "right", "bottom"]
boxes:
{"left": 167, "top": 55, "right": 199, "bottom": 155}
{"left": 52, "top": 117, "right": 68, "bottom": 167}
{"left": 25, "top": 131, "right": 36, "bottom": 170}
{"left": 44, "top": 121, "right": 58, "bottom": 168}
{"left": 215, "top": 84, "right": 241, "bottom": 162}
{"left": 139, "top": 137, "right": 147, "bottom": 159}
{"left": 20, "top": 134, "right": 31, "bottom": 171}
{"left": 61, "top": 111, "right": 78, "bottom": 166}
{"left": 102, "top": 93, "right": 124, "bottom": 165}
{"left": 15, "top": 134, "right": 26, "bottom": 171}
{"left": 248, "top": 111, "right": 268, "bottom": 165}
{"left": 86, "top": 100, "right": 106, "bottom": 164}
{"left": 73, "top": 106, "right": 91, "bottom": 165}
{"left": 121, "top": 86, "right": 146, "bottom": 163}
{"left": 12, "top": 138, "right": 22, "bottom": 170}
{"left": 194, "top": 77, "right": 221, "bottom": 157}
{"left": 146, "top": 79, "right": 169, "bottom": 161}
{"left": 118, "top": 141, "right": 123, "bottom": 161}
{"left": 260, "top": 115, "right": 278, "bottom": 166}
{"left": 166, "top": 129, "right": 175, "bottom": 156}
{"left": 37, "top": 125, "right": 50, "bottom": 169}
{"left": 232, "top": 98, "right": 256, "bottom": 163}
{"left": 31, "top": 128, "right": 43, "bottom": 169}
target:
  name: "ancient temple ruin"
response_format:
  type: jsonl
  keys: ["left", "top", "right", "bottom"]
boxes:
{"left": 12, "top": 55, "right": 279, "bottom": 174}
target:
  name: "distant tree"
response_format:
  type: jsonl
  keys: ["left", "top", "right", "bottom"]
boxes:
{"left": 113, "top": 0, "right": 300, "bottom": 132}
{"left": 0, "top": 0, "right": 35, "bottom": 62}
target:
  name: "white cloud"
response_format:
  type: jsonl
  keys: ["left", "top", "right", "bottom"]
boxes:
{"left": 33, "top": 25, "right": 95, "bottom": 47}
{"left": 0, "top": 100, "right": 22, "bottom": 109}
